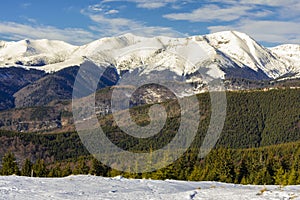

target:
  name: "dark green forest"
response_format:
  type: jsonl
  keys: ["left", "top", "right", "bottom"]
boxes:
{"left": 2, "top": 141, "right": 300, "bottom": 185}
{"left": 0, "top": 88, "right": 299, "bottom": 185}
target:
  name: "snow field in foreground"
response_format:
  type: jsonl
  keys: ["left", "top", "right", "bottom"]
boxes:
{"left": 0, "top": 175, "right": 299, "bottom": 200}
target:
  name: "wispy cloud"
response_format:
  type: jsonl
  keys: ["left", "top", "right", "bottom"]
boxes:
{"left": 86, "top": 13, "right": 180, "bottom": 37}
{"left": 20, "top": 3, "right": 31, "bottom": 9}
{"left": 164, "top": 5, "right": 254, "bottom": 22}
{"left": 105, "top": 9, "right": 119, "bottom": 15}
{"left": 87, "top": 3, "right": 119, "bottom": 15}
{"left": 20, "top": 16, "right": 38, "bottom": 24}
{"left": 82, "top": 4, "right": 143, "bottom": 35}
{"left": 82, "top": 5, "right": 180, "bottom": 37}
{"left": 209, "top": 19, "right": 300, "bottom": 44}
{"left": 136, "top": 2, "right": 167, "bottom": 9}
{"left": 162, "top": 0, "right": 299, "bottom": 44}
{"left": 208, "top": 0, "right": 297, "bottom": 7}
{"left": 238, "top": 0, "right": 298, "bottom": 7}
{"left": 101, "top": 0, "right": 181, "bottom": 9}
{"left": 0, "top": 22, "right": 96, "bottom": 45}
{"left": 88, "top": 4, "right": 104, "bottom": 12}
{"left": 209, "top": 0, "right": 300, "bottom": 18}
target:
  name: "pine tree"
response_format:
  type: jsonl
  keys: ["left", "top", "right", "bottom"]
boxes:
{"left": 32, "top": 159, "right": 48, "bottom": 177}
{"left": 188, "top": 166, "right": 201, "bottom": 181}
{"left": 61, "top": 163, "right": 72, "bottom": 177}
{"left": 275, "top": 166, "right": 285, "bottom": 185}
{"left": 89, "top": 158, "right": 105, "bottom": 176}
{"left": 240, "top": 176, "right": 248, "bottom": 185}
{"left": 236, "top": 158, "right": 248, "bottom": 184}
{"left": 215, "top": 149, "right": 235, "bottom": 183}
{"left": 274, "top": 166, "right": 288, "bottom": 186}
{"left": 73, "top": 157, "right": 89, "bottom": 175}
{"left": 1, "top": 152, "right": 19, "bottom": 175}
{"left": 255, "top": 166, "right": 273, "bottom": 185}
{"left": 48, "top": 163, "right": 61, "bottom": 177}
{"left": 288, "top": 169, "right": 297, "bottom": 185}
{"left": 289, "top": 149, "right": 300, "bottom": 185}
{"left": 109, "top": 168, "right": 121, "bottom": 177}
{"left": 152, "top": 168, "right": 167, "bottom": 180}
{"left": 21, "top": 158, "right": 32, "bottom": 177}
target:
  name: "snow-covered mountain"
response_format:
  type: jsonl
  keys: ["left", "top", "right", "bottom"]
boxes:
{"left": 0, "top": 39, "right": 77, "bottom": 68}
{"left": 0, "top": 31, "right": 299, "bottom": 80}
{"left": 270, "top": 44, "right": 300, "bottom": 79}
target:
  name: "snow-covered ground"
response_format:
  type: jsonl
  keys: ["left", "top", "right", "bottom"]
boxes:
{"left": 0, "top": 175, "right": 299, "bottom": 200}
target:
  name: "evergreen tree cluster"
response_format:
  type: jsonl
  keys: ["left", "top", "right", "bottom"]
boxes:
{"left": 187, "top": 144, "right": 300, "bottom": 185}
{"left": 0, "top": 152, "right": 109, "bottom": 178}
{"left": 2, "top": 141, "right": 300, "bottom": 185}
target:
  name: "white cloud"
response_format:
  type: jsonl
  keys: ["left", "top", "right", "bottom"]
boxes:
{"left": 88, "top": 4, "right": 104, "bottom": 12}
{"left": 105, "top": 9, "right": 119, "bottom": 15}
{"left": 208, "top": 19, "right": 300, "bottom": 44}
{"left": 208, "top": 0, "right": 297, "bottom": 7}
{"left": 239, "top": 0, "right": 297, "bottom": 7}
{"left": 136, "top": 2, "right": 167, "bottom": 9}
{"left": 101, "top": 0, "right": 179, "bottom": 9}
{"left": 164, "top": 1, "right": 299, "bottom": 22}
{"left": 20, "top": 16, "right": 38, "bottom": 24}
{"left": 163, "top": 5, "right": 253, "bottom": 22}
{"left": 208, "top": 0, "right": 300, "bottom": 18}
{"left": 162, "top": 1, "right": 299, "bottom": 44}
{"left": 87, "top": 14, "right": 143, "bottom": 35}
{"left": 82, "top": 6, "right": 182, "bottom": 37}
{"left": 0, "top": 22, "right": 96, "bottom": 45}
{"left": 20, "top": 3, "right": 31, "bottom": 9}
{"left": 131, "top": 27, "right": 186, "bottom": 37}
{"left": 87, "top": 4, "right": 120, "bottom": 15}
{"left": 86, "top": 13, "right": 181, "bottom": 37}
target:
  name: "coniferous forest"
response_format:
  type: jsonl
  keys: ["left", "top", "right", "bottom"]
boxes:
{"left": 0, "top": 88, "right": 299, "bottom": 185}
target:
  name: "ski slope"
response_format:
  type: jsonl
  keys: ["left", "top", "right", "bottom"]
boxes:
{"left": 0, "top": 175, "right": 299, "bottom": 200}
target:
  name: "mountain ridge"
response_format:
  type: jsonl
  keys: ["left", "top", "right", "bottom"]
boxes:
{"left": 0, "top": 31, "right": 299, "bottom": 111}
{"left": 0, "top": 31, "right": 299, "bottom": 80}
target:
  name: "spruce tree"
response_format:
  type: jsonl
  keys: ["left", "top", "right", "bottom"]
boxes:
{"left": 255, "top": 166, "right": 273, "bottom": 185}
{"left": 288, "top": 169, "right": 297, "bottom": 185}
{"left": 1, "top": 152, "right": 19, "bottom": 175}
{"left": 32, "top": 159, "right": 48, "bottom": 177}
{"left": 73, "top": 157, "right": 89, "bottom": 175}
{"left": 89, "top": 158, "right": 106, "bottom": 176}
{"left": 188, "top": 166, "right": 202, "bottom": 181}
{"left": 21, "top": 158, "right": 32, "bottom": 177}
{"left": 275, "top": 167, "right": 286, "bottom": 185}
{"left": 236, "top": 158, "right": 248, "bottom": 184}
{"left": 48, "top": 163, "right": 61, "bottom": 177}
{"left": 61, "top": 163, "right": 72, "bottom": 177}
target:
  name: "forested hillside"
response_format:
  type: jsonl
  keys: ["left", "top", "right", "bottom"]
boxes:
{"left": 0, "top": 88, "right": 299, "bottom": 185}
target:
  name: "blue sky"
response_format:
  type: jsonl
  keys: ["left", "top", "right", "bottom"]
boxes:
{"left": 0, "top": 0, "right": 299, "bottom": 46}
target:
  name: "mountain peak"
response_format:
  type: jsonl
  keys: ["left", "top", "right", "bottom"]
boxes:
{"left": 271, "top": 44, "right": 300, "bottom": 72}
{"left": 0, "top": 31, "right": 299, "bottom": 80}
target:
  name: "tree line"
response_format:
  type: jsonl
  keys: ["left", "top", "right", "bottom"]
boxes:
{"left": 1, "top": 140, "right": 300, "bottom": 185}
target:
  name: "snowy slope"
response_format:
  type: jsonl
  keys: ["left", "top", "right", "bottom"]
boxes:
{"left": 270, "top": 44, "right": 300, "bottom": 78}
{"left": 0, "top": 175, "right": 299, "bottom": 200}
{"left": 0, "top": 39, "right": 78, "bottom": 69}
{"left": 204, "top": 31, "right": 292, "bottom": 79}
{"left": 0, "top": 31, "right": 299, "bottom": 80}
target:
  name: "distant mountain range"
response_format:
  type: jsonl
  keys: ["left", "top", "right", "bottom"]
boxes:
{"left": 0, "top": 31, "right": 299, "bottom": 111}
{"left": 1, "top": 31, "right": 299, "bottom": 78}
